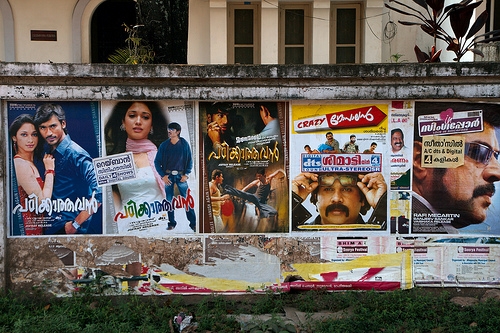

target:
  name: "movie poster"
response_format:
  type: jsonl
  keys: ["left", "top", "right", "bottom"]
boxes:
{"left": 290, "top": 102, "right": 390, "bottom": 233}
{"left": 7, "top": 101, "right": 102, "bottom": 236}
{"left": 411, "top": 102, "right": 500, "bottom": 235}
{"left": 200, "top": 102, "right": 289, "bottom": 233}
{"left": 101, "top": 101, "right": 197, "bottom": 235}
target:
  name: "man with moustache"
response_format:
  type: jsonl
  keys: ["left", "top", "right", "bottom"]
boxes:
{"left": 320, "top": 132, "right": 340, "bottom": 153}
{"left": 391, "top": 128, "right": 407, "bottom": 154}
{"left": 390, "top": 128, "right": 411, "bottom": 188}
{"left": 291, "top": 171, "right": 387, "bottom": 229}
{"left": 412, "top": 103, "right": 500, "bottom": 233}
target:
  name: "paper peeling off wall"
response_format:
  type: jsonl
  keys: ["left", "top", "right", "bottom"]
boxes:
{"left": 6, "top": 235, "right": 414, "bottom": 296}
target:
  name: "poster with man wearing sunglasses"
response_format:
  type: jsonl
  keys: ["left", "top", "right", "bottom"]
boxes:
{"left": 290, "top": 102, "right": 390, "bottom": 232}
{"left": 292, "top": 171, "right": 388, "bottom": 231}
{"left": 412, "top": 102, "right": 500, "bottom": 234}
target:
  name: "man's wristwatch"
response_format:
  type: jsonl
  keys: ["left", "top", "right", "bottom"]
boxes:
{"left": 71, "top": 221, "right": 80, "bottom": 230}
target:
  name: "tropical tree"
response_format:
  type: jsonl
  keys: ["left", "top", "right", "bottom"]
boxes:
{"left": 385, "top": 0, "right": 500, "bottom": 62}
{"left": 136, "top": 0, "right": 189, "bottom": 64}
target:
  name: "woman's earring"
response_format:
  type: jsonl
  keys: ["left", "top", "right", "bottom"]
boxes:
{"left": 13, "top": 141, "right": 17, "bottom": 152}
{"left": 150, "top": 128, "right": 154, "bottom": 135}
{"left": 120, "top": 124, "right": 125, "bottom": 131}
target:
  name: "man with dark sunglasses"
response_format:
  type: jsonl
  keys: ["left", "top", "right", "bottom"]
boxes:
{"left": 291, "top": 171, "right": 387, "bottom": 229}
{"left": 412, "top": 103, "right": 500, "bottom": 233}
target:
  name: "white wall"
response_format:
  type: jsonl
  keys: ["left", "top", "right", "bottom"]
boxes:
{"left": 0, "top": 4, "right": 5, "bottom": 61}
{"left": 312, "top": 0, "right": 330, "bottom": 64}
{"left": 261, "top": 0, "right": 278, "bottom": 64}
{"left": 187, "top": 0, "right": 211, "bottom": 64}
{"left": 364, "top": 0, "right": 385, "bottom": 63}
{"left": 11, "top": 0, "right": 78, "bottom": 63}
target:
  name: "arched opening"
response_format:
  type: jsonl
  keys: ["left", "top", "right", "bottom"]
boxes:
{"left": 90, "top": 0, "right": 136, "bottom": 63}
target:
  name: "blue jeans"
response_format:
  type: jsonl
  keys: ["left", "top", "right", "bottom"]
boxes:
{"left": 165, "top": 174, "right": 196, "bottom": 230}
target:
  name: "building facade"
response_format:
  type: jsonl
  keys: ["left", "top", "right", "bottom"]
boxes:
{"left": 0, "top": 0, "right": 497, "bottom": 64}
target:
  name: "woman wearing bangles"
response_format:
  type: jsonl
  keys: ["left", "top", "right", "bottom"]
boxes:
{"left": 9, "top": 114, "right": 55, "bottom": 235}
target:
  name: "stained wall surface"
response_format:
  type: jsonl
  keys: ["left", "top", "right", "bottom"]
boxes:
{"left": 2, "top": 63, "right": 500, "bottom": 295}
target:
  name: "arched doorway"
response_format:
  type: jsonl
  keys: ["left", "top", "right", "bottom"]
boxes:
{"left": 90, "top": 0, "right": 136, "bottom": 63}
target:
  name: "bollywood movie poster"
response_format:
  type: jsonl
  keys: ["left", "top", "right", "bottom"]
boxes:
{"left": 101, "top": 101, "right": 197, "bottom": 235}
{"left": 200, "top": 101, "right": 289, "bottom": 234}
{"left": 7, "top": 101, "right": 103, "bottom": 236}
{"left": 290, "top": 102, "right": 390, "bottom": 233}
{"left": 411, "top": 101, "right": 500, "bottom": 236}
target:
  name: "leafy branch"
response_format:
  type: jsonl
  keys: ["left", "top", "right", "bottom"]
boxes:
{"left": 385, "top": 0, "right": 500, "bottom": 62}
{"left": 108, "top": 23, "right": 155, "bottom": 64}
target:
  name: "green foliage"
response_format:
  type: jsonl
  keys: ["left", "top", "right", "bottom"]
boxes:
{"left": 250, "top": 288, "right": 286, "bottom": 315}
{"left": 108, "top": 24, "right": 155, "bottom": 64}
{"left": 242, "top": 316, "right": 296, "bottom": 333}
{"left": 194, "top": 294, "right": 241, "bottom": 331}
{"left": 385, "top": 0, "right": 500, "bottom": 62}
{"left": 136, "top": 0, "right": 188, "bottom": 64}
{"left": 0, "top": 288, "right": 498, "bottom": 332}
{"left": 390, "top": 53, "right": 407, "bottom": 63}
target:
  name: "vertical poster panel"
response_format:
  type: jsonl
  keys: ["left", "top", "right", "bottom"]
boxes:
{"left": 101, "top": 101, "right": 197, "bottom": 235}
{"left": 200, "top": 102, "right": 289, "bottom": 234}
{"left": 7, "top": 101, "right": 102, "bottom": 236}
{"left": 412, "top": 102, "right": 500, "bottom": 235}
{"left": 389, "top": 101, "right": 414, "bottom": 190}
{"left": 390, "top": 190, "right": 411, "bottom": 235}
{"left": 290, "top": 102, "right": 390, "bottom": 233}
{"left": 395, "top": 238, "right": 443, "bottom": 285}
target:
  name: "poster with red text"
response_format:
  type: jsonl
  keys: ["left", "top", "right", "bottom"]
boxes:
{"left": 290, "top": 102, "right": 390, "bottom": 233}
{"left": 101, "top": 101, "right": 197, "bottom": 235}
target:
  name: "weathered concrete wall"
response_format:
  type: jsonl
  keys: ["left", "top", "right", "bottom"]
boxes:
{"left": 1, "top": 62, "right": 500, "bottom": 101}
{"left": 475, "top": 42, "right": 500, "bottom": 62}
{"left": 2, "top": 62, "right": 500, "bottom": 293}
